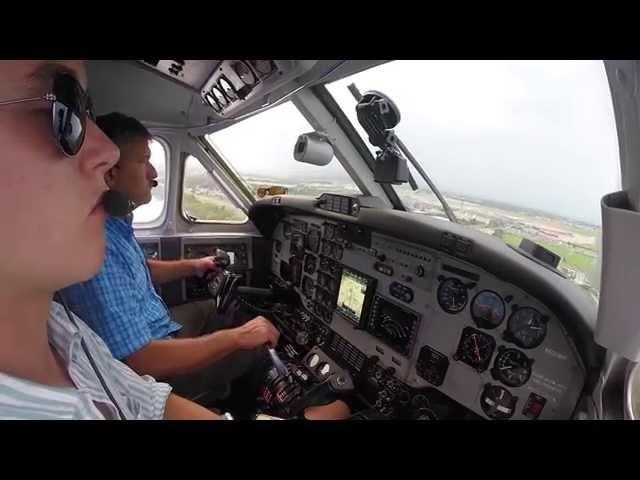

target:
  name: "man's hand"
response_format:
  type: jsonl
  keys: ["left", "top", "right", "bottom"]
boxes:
{"left": 192, "top": 256, "right": 222, "bottom": 278}
{"left": 233, "top": 316, "right": 280, "bottom": 350}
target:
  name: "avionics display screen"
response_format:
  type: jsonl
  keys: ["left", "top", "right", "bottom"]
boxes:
{"left": 336, "top": 268, "right": 372, "bottom": 325}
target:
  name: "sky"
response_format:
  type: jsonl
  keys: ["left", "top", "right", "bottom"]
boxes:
{"left": 200, "top": 61, "right": 621, "bottom": 226}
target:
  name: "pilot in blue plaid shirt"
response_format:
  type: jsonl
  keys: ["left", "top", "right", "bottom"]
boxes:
{"left": 63, "top": 214, "right": 183, "bottom": 360}
{"left": 60, "top": 112, "right": 282, "bottom": 405}
{"left": 62, "top": 112, "right": 351, "bottom": 419}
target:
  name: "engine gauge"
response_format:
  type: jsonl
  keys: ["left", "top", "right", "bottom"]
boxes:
{"left": 480, "top": 384, "right": 518, "bottom": 420}
{"left": 491, "top": 347, "right": 533, "bottom": 387}
{"left": 290, "top": 232, "right": 305, "bottom": 258}
{"left": 437, "top": 277, "right": 469, "bottom": 314}
{"left": 454, "top": 327, "right": 496, "bottom": 372}
{"left": 322, "top": 240, "right": 333, "bottom": 256}
{"left": 324, "top": 223, "right": 335, "bottom": 240}
{"left": 302, "top": 276, "right": 315, "bottom": 299}
{"left": 505, "top": 307, "right": 548, "bottom": 349}
{"left": 304, "top": 254, "right": 317, "bottom": 275}
{"left": 471, "top": 290, "right": 506, "bottom": 329}
{"left": 306, "top": 228, "right": 321, "bottom": 253}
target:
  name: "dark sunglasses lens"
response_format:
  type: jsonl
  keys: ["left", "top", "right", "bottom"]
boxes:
{"left": 51, "top": 73, "right": 88, "bottom": 156}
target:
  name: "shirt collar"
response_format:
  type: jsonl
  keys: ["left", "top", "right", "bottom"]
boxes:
{"left": 48, "top": 302, "right": 82, "bottom": 367}
{"left": 107, "top": 214, "right": 134, "bottom": 234}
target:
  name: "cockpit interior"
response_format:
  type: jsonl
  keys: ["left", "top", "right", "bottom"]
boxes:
{"left": 84, "top": 59, "right": 640, "bottom": 420}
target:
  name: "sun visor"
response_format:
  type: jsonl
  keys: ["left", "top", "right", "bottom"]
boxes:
{"left": 595, "top": 190, "right": 640, "bottom": 361}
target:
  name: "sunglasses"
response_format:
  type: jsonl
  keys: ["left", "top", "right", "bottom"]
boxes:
{"left": 0, "top": 72, "right": 94, "bottom": 156}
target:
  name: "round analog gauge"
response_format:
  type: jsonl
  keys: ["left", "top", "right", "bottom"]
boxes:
{"left": 455, "top": 327, "right": 496, "bottom": 372}
{"left": 471, "top": 290, "right": 506, "bottom": 329}
{"left": 480, "top": 384, "right": 518, "bottom": 420}
{"left": 437, "top": 277, "right": 469, "bottom": 314}
{"left": 308, "top": 353, "right": 320, "bottom": 368}
{"left": 306, "top": 228, "right": 321, "bottom": 253}
{"left": 234, "top": 61, "right": 256, "bottom": 86}
{"left": 491, "top": 348, "right": 533, "bottom": 387}
{"left": 506, "top": 307, "right": 548, "bottom": 349}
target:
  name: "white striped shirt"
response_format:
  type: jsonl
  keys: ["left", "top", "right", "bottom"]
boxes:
{"left": 0, "top": 302, "right": 172, "bottom": 420}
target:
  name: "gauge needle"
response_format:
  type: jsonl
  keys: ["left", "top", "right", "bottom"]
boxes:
{"left": 472, "top": 335, "right": 481, "bottom": 362}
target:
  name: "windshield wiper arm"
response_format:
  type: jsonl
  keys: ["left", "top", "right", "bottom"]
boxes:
{"left": 347, "top": 83, "right": 458, "bottom": 223}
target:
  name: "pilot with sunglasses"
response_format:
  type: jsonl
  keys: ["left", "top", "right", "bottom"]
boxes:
{"left": 0, "top": 60, "right": 350, "bottom": 420}
{"left": 0, "top": 60, "right": 235, "bottom": 419}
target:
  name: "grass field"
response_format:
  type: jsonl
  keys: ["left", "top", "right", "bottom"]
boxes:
{"left": 183, "top": 191, "right": 247, "bottom": 222}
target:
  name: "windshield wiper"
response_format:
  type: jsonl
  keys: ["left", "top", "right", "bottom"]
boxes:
{"left": 347, "top": 83, "right": 458, "bottom": 224}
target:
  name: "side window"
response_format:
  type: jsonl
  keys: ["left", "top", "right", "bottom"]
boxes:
{"left": 133, "top": 138, "right": 168, "bottom": 227}
{"left": 182, "top": 155, "right": 248, "bottom": 223}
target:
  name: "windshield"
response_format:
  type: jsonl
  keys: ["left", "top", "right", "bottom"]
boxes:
{"left": 205, "top": 101, "right": 361, "bottom": 198}
{"left": 327, "top": 60, "right": 621, "bottom": 299}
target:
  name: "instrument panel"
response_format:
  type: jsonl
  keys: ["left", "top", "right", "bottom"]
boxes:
{"left": 269, "top": 213, "right": 586, "bottom": 420}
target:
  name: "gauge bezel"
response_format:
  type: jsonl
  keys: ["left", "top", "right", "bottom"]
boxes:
{"left": 454, "top": 326, "right": 496, "bottom": 372}
{"left": 480, "top": 383, "right": 518, "bottom": 420}
{"left": 470, "top": 290, "right": 506, "bottom": 329}
{"left": 437, "top": 277, "right": 469, "bottom": 314}
{"left": 504, "top": 306, "right": 548, "bottom": 349}
{"left": 306, "top": 227, "right": 321, "bottom": 253}
{"left": 491, "top": 346, "right": 533, "bottom": 387}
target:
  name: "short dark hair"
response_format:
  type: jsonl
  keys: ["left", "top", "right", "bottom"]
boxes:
{"left": 95, "top": 112, "right": 151, "bottom": 147}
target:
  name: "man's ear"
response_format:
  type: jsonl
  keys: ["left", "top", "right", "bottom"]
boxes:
{"left": 105, "top": 166, "right": 118, "bottom": 189}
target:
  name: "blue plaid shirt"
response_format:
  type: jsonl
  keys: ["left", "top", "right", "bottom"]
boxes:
{"left": 61, "top": 215, "right": 182, "bottom": 360}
